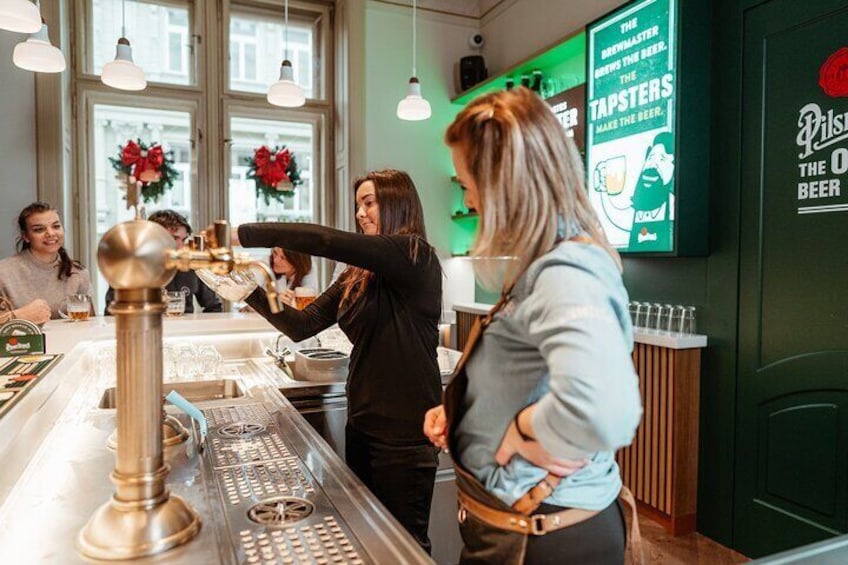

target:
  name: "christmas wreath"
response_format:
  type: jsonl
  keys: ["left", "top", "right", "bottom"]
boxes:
{"left": 110, "top": 139, "right": 180, "bottom": 203}
{"left": 246, "top": 145, "right": 303, "bottom": 205}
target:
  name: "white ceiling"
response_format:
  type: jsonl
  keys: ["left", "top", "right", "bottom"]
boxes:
{"left": 371, "top": 0, "right": 507, "bottom": 19}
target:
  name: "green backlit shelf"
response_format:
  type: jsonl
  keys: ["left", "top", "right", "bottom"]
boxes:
{"left": 451, "top": 29, "right": 586, "bottom": 106}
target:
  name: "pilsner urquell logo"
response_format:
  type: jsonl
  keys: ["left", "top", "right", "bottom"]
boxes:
{"left": 819, "top": 47, "right": 848, "bottom": 97}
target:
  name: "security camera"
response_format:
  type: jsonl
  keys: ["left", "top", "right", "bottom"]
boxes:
{"left": 468, "top": 34, "right": 484, "bottom": 49}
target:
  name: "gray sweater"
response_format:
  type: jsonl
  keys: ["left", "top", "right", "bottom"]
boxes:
{"left": 0, "top": 250, "right": 93, "bottom": 320}
{"left": 455, "top": 240, "right": 643, "bottom": 510}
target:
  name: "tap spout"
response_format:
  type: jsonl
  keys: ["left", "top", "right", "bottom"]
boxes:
{"left": 243, "top": 260, "right": 280, "bottom": 314}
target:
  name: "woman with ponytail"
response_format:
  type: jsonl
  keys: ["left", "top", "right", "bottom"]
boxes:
{"left": 234, "top": 170, "right": 442, "bottom": 554}
{"left": 0, "top": 202, "right": 92, "bottom": 323}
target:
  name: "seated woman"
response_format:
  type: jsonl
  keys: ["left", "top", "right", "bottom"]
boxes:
{"left": 0, "top": 202, "right": 92, "bottom": 323}
{"left": 270, "top": 247, "right": 317, "bottom": 307}
{"left": 104, "top": 209, "right": 222, "bottom": 314}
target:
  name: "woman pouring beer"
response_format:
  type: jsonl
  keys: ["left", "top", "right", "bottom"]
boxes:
{"left": 232, "top": 169, "right": 442, "bottom": 554}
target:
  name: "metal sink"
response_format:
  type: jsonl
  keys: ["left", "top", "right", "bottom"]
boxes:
{"left": 98, "top": 379, "right": 246, "bottom": 409}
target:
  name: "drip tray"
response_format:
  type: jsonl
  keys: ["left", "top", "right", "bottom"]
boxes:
{"left": 216, "top": 422, "right": 267, "bottom": 439}
{"left": 247, "top": 497, "right": 315, "bottom": 526}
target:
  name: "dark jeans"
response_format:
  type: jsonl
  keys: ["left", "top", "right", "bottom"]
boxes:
{"left": 524, "top": 499, "right": 626, "bottom": 565}
{"left": 345, "top": 424, "right": 439, "bottom": 553}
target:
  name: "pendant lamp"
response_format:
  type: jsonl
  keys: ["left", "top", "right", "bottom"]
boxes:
{"left": 0, "top": 0, "right": 41, "bottom": 33}
{"left": 397, "top": 0, "right": 431, "bottom": 121}
{"left": 267, "top": 0, "right": 305, "bottom": 107}
{"left": 101, "top": 0, "right": 146, "bottom": 91}
{"left": 13, "top": 19, "right": 66, "bottom": 73}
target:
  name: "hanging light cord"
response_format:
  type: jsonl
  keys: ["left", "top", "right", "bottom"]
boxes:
{"left": 284, "top": 0, "right": 289, "bottom": 62}
{"left": 412, "top": 0, "right": 417, "bottom": 77}
{"left": 121, "top": 0, "right": 126, "bottom": 38}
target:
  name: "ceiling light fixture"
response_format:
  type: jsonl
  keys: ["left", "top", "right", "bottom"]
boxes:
{"left": 13, "top": 17, "right": 66, "bottom": 73}
{"left": 101, "top": 0, "right": 146, "bottom": 91}
{"left": 0, "top": 0, "right": 41, "bottom": 34}
{"left": 267, "top": 0, "right": 305, "bottom": 107}
{"left": 396, "top": 0, "right": 431, "bottom": 121}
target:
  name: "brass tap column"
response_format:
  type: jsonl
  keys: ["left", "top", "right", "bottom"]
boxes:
{"left": 78, "top": 221, "right": 201, "bottom": 560}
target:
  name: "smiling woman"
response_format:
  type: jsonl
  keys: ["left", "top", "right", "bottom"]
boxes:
{"left": 221, "top": 169, "right": 443, "bottom": 553}
{"left": 0, "top": 202, "right": 92, "bottom": 323}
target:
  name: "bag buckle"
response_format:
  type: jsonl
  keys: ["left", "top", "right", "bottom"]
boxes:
{"left": 457, "top": 506, "right": 467, "bottom": 524}
{"left": 530, "top": 514, "right": 546, "bottom": 535}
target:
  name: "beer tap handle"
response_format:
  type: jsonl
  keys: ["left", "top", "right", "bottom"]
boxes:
{"left": 213, "top": 221, "right": 230, "bottom": 250}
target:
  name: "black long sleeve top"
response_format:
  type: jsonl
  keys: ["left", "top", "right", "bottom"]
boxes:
{"left": 239, "top": 223, "right": 442, "bottom": 445}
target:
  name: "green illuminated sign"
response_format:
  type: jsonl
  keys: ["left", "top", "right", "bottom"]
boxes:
{"left": 587, "top": 0, "right": 677, "bottom": 253}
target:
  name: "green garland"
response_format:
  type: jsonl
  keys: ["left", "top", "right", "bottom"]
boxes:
{"left": 109, "top": 139, "right": 180, "bottom": 204}
{"left": 245, "top": 145, "right": 303, "bottom": 205}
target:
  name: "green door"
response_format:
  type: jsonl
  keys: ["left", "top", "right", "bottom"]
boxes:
{"left": 735, "top": 0, "right": 848, "bottom": 557}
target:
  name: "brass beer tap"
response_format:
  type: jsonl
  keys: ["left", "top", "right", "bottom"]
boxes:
{"left": 78, "top": 218, "right": 276, "bottom": 560}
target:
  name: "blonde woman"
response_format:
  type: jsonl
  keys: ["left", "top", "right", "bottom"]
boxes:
{"left": 423, "top": 88, "right": 643, "bottom": 564}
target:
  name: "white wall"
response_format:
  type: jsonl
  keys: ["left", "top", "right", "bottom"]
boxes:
{"left": 481, "top": 0, "right": 628, "bottom": 75}
{"left": 361, "top": 2, "right": 480, "bottom": 306}
{"left": 0, "top": 32, "right": 38, "bottom": 258}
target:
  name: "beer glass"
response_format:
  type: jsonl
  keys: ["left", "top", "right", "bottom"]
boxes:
{"left": 164, "top": 290, "right": 186, "bottom": 317}
{"left": 294, "top": 287, "right": 317, "bottom": 310}
{"left": 592, "top": 156, "right": 627, "bottom": 195}
{"left": 59, "top": 294, "right": 92, "bottom": 321}
{"left": 680, "top": 306, "right": 697, "bottom": 334}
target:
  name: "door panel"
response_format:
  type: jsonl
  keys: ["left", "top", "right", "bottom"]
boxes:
{"left": 736, "top": 0, "right": 848, "bottom": 557}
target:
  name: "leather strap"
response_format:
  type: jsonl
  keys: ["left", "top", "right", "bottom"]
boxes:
{"left": 511, "top": 473, "right": 562, "bottom": 514}
{"left": 458, "top": 485, "right": 644, "bottom": 564}
{"left": 458, "top": 487, "right": 600, "bottom": 536}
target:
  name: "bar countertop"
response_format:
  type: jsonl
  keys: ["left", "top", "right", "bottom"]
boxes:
{"left": 0, "top": 313, "right": 431, "bottom": 564}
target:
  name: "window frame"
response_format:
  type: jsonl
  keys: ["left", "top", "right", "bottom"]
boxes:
{"left": 65, "top": 0, "right": 335, "bottom": 304}
{"left": 76, "top": 0, "right": 201, "bottom": 90}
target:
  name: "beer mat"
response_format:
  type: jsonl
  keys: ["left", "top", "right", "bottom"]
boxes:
{"left": 0, "top": 354, "right": 62, "bottom": 418}
{"left": 0, "top": 355, "right": 60, "bottom": 376}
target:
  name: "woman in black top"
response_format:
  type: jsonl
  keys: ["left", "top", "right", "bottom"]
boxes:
{"left": 237, "top": 170, "right": 442, "bottom": 553}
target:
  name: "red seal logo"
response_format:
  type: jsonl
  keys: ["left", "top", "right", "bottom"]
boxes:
{"left": 819, "top": 47, "right": 848, "bottom": 97}
{"left": 9, "top": 338, "right": 17, "bottom": 345}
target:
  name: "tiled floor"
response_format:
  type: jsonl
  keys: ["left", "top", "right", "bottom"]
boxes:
{"left": 627, "top": 513, "right": 750, "bottom": 564}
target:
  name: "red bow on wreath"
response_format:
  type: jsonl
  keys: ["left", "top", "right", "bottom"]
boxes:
{"left": 121, "top": 140, "right": 165, "bottom": 183}
{"left": 254, "top": 146, "right": 292, "bottom": 188}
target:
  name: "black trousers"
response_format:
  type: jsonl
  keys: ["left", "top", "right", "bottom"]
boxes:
{"left": 524, "top": 499, "right": 626, "bottom": 564}
{"left": 345, "top": 424, "right": 439, "bottom": 554}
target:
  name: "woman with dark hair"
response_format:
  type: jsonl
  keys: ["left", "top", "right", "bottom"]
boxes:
{"left": 270, "top": 247, "right": 316, "bottom": 307}
{"left": 235, "top": 169, "right": 442, "bottom": 553}
{"left": 0, "top": 202, "right": 91, "bottom": 322}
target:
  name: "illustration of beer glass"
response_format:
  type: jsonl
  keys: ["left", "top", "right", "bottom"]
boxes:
{"left": 593, "top": 155, "right": 627, "bottom": 195}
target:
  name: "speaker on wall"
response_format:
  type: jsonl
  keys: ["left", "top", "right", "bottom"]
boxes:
{"left": 458, "top": 55, "right": 487, "bottom": 92}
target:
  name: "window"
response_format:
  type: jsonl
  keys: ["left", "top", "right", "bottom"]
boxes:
{"left": 228, "top": 10, "right": 317, "bottom": 99}
{"left": 228, "top": 116, "right": 314, "bottom": 226}
{"left": 91, "top": 103, "right": 194, "bottom": 312}
{"left": 88, "top": 0, "right": 194, "bottom": 85}
{"left": 74, "top": 0, "right": 332, "bottom": 306}
{"left": 167, "top": 9, "right": 189, "bottom": 74}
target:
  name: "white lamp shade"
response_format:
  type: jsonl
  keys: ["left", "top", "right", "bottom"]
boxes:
{"left": 397, "top": 79, "right": 431, "bottom": 121}
{"left": 13, "top": 24, "right": 66, "bottom": 73}
{"left": 267, "top": 61, "right": 306, "bottom": 107}
{"left": 101, "top": 39, "right": 146, "bottom": 91}
{"left": 0, "top": 0, "right": 41, "bottom": 34}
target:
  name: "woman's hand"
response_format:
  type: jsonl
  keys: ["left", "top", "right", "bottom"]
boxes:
{"left": 200, "top": 225, "right": 241, "bottom": 247}
{"left": 423, "top": 405, "right": 448, "bottom": 449}
{"left": 13, "top": 299, "right": 51, "bottom": 324}
{"left": 279, "top": 289, "right": 296, "bottom": 308}
{"left": 495, "top": 405, "right": 588, "bottom": 477}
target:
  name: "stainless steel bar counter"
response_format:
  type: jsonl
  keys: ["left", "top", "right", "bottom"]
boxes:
{"left": 0, "top": 314, "right": 432, "bottom": 564}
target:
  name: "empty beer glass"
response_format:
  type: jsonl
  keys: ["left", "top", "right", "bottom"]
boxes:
{"left": 680, "top": 306, "right": 697, "bottom": 334}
